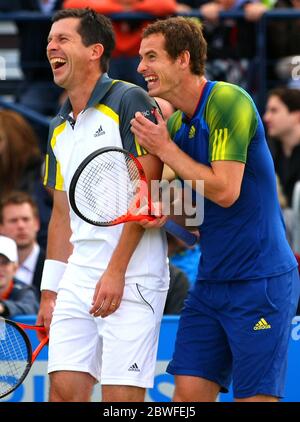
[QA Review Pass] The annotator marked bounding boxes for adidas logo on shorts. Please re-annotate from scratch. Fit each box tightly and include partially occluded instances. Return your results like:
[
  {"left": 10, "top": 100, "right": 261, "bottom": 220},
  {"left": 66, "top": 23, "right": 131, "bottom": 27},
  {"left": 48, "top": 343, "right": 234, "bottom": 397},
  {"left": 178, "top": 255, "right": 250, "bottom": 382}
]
[
  {"left": 128, "top": 363, "right": 140, "bottom": 372},
  {"left": 253, "top": 318, "right": 271, "bottom": 330}
]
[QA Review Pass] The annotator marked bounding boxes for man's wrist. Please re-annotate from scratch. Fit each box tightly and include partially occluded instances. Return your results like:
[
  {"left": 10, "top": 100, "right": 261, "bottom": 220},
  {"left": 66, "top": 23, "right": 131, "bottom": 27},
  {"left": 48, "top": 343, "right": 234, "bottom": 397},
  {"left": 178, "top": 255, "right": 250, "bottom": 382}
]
[
  {"left": 41, "top": 290, "right": 57, "bottom": 299},
  {"left": 159, "top": 141, "right": 177, "bottom": 167},
  {"left": 40, "top": 259, "right": 67, "bottom": 293}
]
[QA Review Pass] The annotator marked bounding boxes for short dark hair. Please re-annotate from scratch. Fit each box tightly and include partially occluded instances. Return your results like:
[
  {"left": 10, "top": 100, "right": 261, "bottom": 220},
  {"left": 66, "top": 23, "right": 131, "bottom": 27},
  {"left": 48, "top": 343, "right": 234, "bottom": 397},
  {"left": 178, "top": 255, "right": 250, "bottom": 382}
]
[
  {"left": 0, "top": 191, "right": 39, "bottom": 223},
  {"left": 268, "top": 87, "right": 300, "bottom": 112},
  {"left": 52, "top": 8, "right": 115, "bottom": 72},
  {"left": 142, "top": 17, "right": 207, "bottom": 76}
]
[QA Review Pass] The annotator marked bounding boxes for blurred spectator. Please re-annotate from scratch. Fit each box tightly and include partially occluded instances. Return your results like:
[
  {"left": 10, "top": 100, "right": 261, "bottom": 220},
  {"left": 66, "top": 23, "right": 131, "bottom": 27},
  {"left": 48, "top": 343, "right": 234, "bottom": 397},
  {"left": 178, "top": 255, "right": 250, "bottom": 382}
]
[
  {"left": 266, "top": 0, "right": 300, "bottom": 87},
  {"left": 196, "top": 0, "right": 257, "bottom": 89},
  {"left": 267, "top": 0, "right": 300, "bottom": 59},
  {"left": 63, "top": 0, "right": 177, "bottom": 88},
  {"left": 0, "top": 235, "right": 39, "bottom": 317},
  {"left": 164, "top": 263, "right": 190, "bottom": 314},
  {"left": 0, "top": 0, "right": 63, "bottom": 125},
  {"left": 0, "top": 110, "right": 42, "bottom": 197},
  {"left": 263, "top": 87, "right": 300, "bottom": 207},
  {"left": 0, "top": 110, "right": 52, "bottom": 248},
  {"left": 0, "top": 192, "right": 45, "bottom": 298},
  {"left": 168, "top": 233, "right": 201, "bottom": 286},
  {"left": 244, "top": 0, "right": 275, "bottom": 22}
]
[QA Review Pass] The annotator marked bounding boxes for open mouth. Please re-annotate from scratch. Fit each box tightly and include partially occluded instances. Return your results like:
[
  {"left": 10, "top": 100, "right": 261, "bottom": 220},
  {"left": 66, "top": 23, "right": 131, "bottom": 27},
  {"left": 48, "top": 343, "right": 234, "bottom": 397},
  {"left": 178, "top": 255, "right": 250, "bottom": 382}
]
[
  {"left": 50, "top": 58, "right": 67, "bottom": 70},
  {"left": 145, "top": 75, "right": 158, "bottom": 85}
]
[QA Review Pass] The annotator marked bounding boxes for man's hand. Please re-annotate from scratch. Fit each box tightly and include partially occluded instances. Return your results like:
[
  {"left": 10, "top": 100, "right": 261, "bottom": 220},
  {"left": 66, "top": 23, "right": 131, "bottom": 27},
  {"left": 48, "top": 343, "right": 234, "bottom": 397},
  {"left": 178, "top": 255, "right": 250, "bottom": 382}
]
[
  {"left": 130, "top": 109, "right": 170, "bottom": 159},
  {"left": 36, "top": 290, "right": 57, "bottom": 339},
  {"left": 89, "top": 268, "right": 125, "bottom": 318},
  {"left": 133, "top": 200, "right": 169, "bottom": 229}
]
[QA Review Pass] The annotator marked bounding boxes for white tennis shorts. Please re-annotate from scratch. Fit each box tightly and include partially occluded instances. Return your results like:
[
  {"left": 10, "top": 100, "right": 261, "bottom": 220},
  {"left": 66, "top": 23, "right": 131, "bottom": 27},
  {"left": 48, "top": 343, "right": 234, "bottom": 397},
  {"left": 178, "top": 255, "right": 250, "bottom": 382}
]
[{"left": 48, "top": 265, "right": 168, "bottom": 388}]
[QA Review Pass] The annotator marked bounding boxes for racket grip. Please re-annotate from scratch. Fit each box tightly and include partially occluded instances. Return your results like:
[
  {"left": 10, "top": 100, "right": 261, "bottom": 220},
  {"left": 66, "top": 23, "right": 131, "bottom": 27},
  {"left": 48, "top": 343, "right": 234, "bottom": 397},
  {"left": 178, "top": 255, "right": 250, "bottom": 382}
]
[{"left": 164, "top": 220, "right": 198, "bottom": 247}]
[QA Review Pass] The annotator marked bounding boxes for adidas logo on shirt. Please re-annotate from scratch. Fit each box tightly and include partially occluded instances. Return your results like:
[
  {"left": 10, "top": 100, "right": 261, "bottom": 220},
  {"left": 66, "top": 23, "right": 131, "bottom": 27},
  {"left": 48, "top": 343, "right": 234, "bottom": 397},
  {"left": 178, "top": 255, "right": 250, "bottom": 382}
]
[
  {"left": 94, "top": 125, "right": 105, "bottom": 137},
  {"left": 128, "top": 363, "right": 140, "bottom": 372},
  {"left": 253, "top": 318, "right": 271, "bottom": 330},
  {"left": 189, "top": 125, "right": 196, "bottom": 139}
]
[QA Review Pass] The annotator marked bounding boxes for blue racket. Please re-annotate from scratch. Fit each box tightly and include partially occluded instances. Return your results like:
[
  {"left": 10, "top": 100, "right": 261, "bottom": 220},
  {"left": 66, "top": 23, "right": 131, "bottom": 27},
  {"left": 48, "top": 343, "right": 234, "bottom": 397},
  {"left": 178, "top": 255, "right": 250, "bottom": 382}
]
[{"left": 0, "top": 318, "right": 48, "bottom": 399}]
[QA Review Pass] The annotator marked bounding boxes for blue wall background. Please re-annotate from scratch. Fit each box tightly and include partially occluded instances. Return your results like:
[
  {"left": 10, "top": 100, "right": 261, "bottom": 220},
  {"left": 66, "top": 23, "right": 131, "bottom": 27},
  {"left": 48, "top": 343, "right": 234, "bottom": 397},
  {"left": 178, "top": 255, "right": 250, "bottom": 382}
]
[{"left": 1, "top": 315, "right": 300, "bottom": 402}]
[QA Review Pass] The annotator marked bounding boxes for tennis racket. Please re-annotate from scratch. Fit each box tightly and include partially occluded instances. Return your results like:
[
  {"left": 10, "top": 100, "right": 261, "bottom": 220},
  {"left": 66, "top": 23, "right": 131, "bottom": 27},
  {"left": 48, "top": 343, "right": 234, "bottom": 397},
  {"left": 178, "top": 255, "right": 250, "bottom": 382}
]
[
  {"left": 0, "top": 318, "right": 48, "bottom": 399},
  {"left": 69, "top": 147, "right": 198, "bottom": 246}
]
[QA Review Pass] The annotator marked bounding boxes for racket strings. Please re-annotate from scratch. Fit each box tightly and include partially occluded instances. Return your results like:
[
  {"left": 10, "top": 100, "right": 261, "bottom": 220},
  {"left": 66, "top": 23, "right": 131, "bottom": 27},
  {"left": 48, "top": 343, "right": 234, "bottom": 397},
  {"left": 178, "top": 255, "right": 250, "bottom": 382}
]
[
  {"left": 0, "top": 321, "right": 29, "bottom": 397},
  {"left": 80, "top": 161, "right": 123, "bottom": 217},
  {"left": 74, "top": 151, "right": 141, "bottom": 224},
  {"left": 76, "top": 161, "right": 132, "bottom": 219}
]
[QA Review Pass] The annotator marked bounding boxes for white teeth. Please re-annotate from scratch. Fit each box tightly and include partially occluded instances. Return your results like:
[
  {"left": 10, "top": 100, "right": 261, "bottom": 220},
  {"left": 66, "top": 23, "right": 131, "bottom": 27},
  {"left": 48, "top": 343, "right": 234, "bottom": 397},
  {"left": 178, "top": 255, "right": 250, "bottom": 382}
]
[
  {"left": 50, "top": 58, "right": 66, "bottom": 64},
  {"left": 145, "top": 76, "right": 157, "bottom": 82}
]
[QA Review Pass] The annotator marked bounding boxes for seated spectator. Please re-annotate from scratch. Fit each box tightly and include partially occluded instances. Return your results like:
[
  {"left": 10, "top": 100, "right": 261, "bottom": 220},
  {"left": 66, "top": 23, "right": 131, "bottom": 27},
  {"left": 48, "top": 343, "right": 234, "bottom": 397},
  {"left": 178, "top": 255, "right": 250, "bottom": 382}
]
[
  {"left": 164, "top": 263, "right": 190, "bottom": 314},
  {"left": 198, "top": 0, "right": 256, "bottom": 89},
  {"left": 0, "top": 235, "right": 39, "bottom": 317},
  {"left": 244, "top": 0, "right": 274, "bottom": 22},
  {"left": 0, "top": 192, "right": 46, "bottom": 297},
  {"left": 63, "top": 0, "right": 177, "bottom": 88},
  {"left": 0, "top": 110, "right": 52, "bottom": 248},
  {"left": 263, "top": 87, "right": 300, "bottom": 207},
  {"left": 264, "top": 0, "right": 300, "bottom": 87}
]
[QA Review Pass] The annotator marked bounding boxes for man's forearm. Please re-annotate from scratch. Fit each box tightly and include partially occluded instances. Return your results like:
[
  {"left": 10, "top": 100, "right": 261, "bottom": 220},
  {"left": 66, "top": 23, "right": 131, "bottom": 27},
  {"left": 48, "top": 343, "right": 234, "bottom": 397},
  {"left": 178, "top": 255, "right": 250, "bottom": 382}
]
[
  {"left": 160, "top": 142, "right": 220, "bottom": 195},
  {"left": 46, "top": 208, "right": 73, "bottom": 262},
  {"left": 107, "top": 223, "right": 145, "bottom": 274},
  {"left": 159, "top": 142, "right": 244, "bottom": 207}
]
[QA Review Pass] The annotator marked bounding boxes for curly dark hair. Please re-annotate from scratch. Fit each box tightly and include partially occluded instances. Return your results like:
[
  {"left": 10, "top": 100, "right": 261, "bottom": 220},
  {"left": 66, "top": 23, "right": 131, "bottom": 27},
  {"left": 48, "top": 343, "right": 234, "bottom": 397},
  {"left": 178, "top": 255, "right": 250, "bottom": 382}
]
[{"left": 142, "top": 16, "right": 207, "bottom": 76}]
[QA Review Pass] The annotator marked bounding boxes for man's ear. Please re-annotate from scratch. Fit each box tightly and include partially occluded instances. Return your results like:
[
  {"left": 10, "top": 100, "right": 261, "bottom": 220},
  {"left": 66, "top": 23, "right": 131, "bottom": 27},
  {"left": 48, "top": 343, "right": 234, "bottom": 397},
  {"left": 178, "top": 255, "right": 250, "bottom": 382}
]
[
  {"left": 178, "top": 50, "right": 190, "bottom": 70},
  {"left": 91, "top": 43, "right": 104, "bottom": 61}
]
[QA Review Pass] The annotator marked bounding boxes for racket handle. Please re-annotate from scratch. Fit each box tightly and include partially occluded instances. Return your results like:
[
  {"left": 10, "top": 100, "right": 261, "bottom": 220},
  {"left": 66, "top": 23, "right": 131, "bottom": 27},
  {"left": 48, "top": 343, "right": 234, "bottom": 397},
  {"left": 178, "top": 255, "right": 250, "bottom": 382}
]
[{"left": 164, "top": 220, "right": 198, "bottom": 247}]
